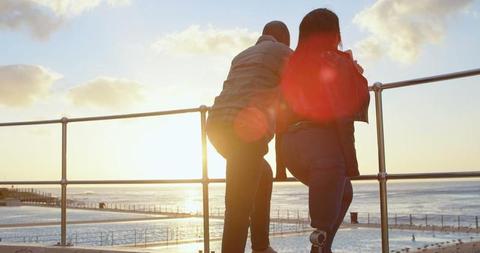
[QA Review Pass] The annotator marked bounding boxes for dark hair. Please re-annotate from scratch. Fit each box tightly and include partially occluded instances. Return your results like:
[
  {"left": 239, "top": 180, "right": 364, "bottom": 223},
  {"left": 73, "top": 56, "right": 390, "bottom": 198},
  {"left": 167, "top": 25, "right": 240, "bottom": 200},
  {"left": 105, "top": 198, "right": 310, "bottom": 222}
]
[
  {"left": 262, "top": 21, "right": 290, "bottom": 46},
  {"left": 298, "top": 8, "right": 341, "bottom": 47}
]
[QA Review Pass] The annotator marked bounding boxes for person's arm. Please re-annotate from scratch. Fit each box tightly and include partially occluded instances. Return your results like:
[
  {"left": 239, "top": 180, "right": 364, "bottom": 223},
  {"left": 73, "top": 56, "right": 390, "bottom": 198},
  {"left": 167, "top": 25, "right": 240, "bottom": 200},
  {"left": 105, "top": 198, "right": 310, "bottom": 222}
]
[
  {"left": 274, "top": 46, "right": 293, "bottom": 181},
  {"left": 274, "top": 97, "right": 288, "bottom": 181},
  {"left": 275, "top": 134, "right": 287, "bottom": 180},
  {"left": 352, "top": 62, "right": 370, "bottom": 123},
  {"left": 343, "top": 50, "right": 370, "bottom": 123}
]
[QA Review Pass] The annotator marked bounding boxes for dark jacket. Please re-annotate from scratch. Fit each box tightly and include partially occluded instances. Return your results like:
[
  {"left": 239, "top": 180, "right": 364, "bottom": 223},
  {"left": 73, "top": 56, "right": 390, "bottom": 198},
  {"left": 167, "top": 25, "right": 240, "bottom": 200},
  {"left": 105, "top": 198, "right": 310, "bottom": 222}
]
[{"left": 275, "top": 48, "right": 370, "bottom": 179}]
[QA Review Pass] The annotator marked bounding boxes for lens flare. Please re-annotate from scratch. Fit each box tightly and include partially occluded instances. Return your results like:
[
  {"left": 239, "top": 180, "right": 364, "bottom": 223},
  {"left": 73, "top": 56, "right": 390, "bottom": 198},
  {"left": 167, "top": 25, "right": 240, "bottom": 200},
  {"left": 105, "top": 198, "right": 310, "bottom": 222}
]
[
  {"left": 233, "top": 106, "right": 269, "bottom": 143},
  {"left": 281, "top": 36, "right": 369, "bottom": 124}
]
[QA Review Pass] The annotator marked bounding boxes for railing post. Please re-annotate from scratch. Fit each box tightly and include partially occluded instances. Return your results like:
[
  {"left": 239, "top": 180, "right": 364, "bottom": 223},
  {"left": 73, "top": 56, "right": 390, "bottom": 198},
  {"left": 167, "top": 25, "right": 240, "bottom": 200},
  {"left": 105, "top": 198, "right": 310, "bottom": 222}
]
[
  {"left": 144, "top": 228, "right": 147, "bottom": 247},
  {"left": 476, "top": 216, "right": 478, "bottom": 230},
  {"left": 200, "top": 105, "right": 210, "bottom": 253},
  {"left": 60, "top": 117, "right": 68, "bottom": 246},
  {"left": 373, "top": 83, "right": 390, "bottom": 253}
]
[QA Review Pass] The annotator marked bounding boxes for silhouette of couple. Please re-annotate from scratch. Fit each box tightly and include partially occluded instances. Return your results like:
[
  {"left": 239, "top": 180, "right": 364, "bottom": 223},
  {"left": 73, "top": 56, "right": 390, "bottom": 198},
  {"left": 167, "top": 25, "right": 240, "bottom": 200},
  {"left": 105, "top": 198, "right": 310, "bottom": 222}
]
[{"left": 207, "top": 8, "right": 370, "bottom": 253}]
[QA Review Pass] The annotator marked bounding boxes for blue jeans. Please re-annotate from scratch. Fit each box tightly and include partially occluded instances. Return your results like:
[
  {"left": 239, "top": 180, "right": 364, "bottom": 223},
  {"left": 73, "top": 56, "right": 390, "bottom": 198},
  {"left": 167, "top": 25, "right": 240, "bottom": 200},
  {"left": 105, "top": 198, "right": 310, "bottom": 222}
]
[
  {"left": 281, "top": 126, "right": 353, "bottom": 252},
  {"left": 207, "top": 120, "right": 273, "bottom": 253}
]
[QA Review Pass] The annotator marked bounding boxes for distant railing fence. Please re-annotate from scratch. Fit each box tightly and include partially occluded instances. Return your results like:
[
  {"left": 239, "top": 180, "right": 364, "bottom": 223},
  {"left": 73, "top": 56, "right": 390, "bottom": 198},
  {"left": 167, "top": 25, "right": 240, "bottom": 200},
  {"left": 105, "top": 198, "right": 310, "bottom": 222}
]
[
  {"left": 0, "top": 221, "right": 308, "bottom": 248},
  {"left": 0, "top": 210, "right": 478, "bottom": 249},
  {"left": 1, "top": 68, "right": 480, "bottom": 253},
  {"left": 17, "top": 199, "right": 480, "bottom": 231}
]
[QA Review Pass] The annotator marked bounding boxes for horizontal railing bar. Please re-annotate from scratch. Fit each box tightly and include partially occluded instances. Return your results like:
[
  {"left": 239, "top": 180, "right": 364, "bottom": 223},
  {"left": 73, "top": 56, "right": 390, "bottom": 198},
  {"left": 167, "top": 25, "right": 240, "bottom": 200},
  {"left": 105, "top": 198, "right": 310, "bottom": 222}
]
[
  {"left": 1, "top": 171, "right": 479, "bottom": 185},
  {"left": 219, "top": 172, "right": 480, "bottom": 182},
  {"left": 0, "top": 181, "right": 61, "bottom": 185},
  {"left": 0, "top": 119, "right": 62, "bottom": 127},
  {"left": 0, "top": 179, "right": 203, "bottom": 185},
  {"left": 68, "top": 179, "right": 204, "bottom": 184},
  {"left": 0, "top": 107, "right": 204, "bottom": 127},
  {"left": 380, "top": 68, "right": 480, "bottom": 90},
  {"left": 386, "top": 171, "right": 480, "bottom": 180},
  {"left": 68, "top": 107, "right": 204, "bottom": 123}
]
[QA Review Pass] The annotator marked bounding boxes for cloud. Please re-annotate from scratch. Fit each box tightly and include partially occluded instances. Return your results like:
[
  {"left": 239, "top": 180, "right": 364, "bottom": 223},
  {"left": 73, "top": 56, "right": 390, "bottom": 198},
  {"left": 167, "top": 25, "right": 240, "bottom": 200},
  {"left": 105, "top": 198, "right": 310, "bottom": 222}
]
[
  {"left": 0, "top": 0, "right": 131, "bottom": 40},
  {"left": 0, "top": 1, "right": 63, "bottom": 40},
  {"left": 353, "top": 0, "right": 474, "bottom": 63},
  {"left": 0, "top": 65, "right": 61, "bottom": 107},
  {"left": 68, "top": 77, "right": 144, "bottom": 109},
  {"left": 151, "top": 25, "right": 259, "bottom": 55},
  {"left": 464, "top": 8, "right": 480, "bottom": 19},
  {"left": 31, "top": 0, "right": 130, "bottom": 16}
]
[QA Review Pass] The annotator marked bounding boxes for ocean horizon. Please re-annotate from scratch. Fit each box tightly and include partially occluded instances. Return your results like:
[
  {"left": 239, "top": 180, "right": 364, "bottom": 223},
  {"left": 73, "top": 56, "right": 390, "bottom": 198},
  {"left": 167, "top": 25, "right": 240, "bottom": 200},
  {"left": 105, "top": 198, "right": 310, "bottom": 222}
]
[{"left": 1, "top": 179, "right": 480, "bottom": 252}]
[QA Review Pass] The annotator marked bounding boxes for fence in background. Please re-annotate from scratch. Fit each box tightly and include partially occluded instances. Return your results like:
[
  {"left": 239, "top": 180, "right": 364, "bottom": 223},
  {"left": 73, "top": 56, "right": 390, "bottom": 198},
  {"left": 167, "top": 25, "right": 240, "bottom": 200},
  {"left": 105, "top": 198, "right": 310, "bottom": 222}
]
[
  {"left": 0, "top": 209, "right": 478, "bottom": 249},
  {"left": 0, "top": 220, "right": 309, "bottom": 248},
  {"left": 15, "top": 199, "right": 480, "bottom": 232}
]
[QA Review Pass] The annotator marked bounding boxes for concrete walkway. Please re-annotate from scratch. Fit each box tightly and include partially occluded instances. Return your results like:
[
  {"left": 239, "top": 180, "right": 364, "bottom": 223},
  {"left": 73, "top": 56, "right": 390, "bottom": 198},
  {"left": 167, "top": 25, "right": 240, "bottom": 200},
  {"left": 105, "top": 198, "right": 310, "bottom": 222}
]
[
  {"left": 408, "top": 240, "right": 480, "bottom": 252},
  {"left": 0, "top": 244, "right": 152, "bottom": 253}
]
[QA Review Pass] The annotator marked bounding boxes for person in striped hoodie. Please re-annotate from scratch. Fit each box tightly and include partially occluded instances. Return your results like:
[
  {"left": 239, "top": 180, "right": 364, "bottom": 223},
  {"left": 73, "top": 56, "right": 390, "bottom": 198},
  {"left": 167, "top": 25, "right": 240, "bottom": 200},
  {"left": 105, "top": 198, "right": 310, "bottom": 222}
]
[{"left": 207, "top": 21, "right": 292, "bottom": 253}]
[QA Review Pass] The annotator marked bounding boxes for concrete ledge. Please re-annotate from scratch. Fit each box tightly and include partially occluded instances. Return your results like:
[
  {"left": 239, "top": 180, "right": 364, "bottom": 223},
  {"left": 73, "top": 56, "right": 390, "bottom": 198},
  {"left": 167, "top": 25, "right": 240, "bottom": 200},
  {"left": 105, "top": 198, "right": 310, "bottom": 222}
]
[{"left": 0, "top": 244, "right": 151, "bottom": 253}]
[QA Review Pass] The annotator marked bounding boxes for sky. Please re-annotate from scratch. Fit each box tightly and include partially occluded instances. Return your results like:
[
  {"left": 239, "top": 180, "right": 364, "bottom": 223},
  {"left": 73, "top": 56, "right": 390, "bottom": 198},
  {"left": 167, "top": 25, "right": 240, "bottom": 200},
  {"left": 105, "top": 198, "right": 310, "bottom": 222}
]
[{"left": 0, "top": 0, "right": 479, "bottom": 181}]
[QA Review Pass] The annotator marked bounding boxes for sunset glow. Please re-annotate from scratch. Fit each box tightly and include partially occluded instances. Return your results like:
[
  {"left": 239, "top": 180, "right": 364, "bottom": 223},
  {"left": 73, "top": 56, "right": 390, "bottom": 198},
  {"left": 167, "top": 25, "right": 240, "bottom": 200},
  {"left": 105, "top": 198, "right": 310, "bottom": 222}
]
[{"left": 1, "top": 0, "right": 479, "bottom": 182}]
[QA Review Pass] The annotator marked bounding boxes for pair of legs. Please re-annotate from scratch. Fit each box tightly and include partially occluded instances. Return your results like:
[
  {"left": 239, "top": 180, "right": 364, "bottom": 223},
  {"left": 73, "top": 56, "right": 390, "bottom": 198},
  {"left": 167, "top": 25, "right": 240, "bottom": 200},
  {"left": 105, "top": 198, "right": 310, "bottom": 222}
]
[
  {"left": 207, "top": 120, "right": 273, "bottom": 253},
  {"left": 281, "top": 126, "right": 353, "bottom": 253}
]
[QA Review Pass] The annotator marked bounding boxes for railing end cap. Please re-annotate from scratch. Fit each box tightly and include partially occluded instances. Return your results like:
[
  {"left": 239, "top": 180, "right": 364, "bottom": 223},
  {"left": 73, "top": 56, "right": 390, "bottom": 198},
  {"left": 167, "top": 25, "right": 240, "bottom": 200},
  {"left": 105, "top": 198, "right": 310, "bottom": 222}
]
[{"left": 373, "top": 82, "right": 383, "bottom": 92}]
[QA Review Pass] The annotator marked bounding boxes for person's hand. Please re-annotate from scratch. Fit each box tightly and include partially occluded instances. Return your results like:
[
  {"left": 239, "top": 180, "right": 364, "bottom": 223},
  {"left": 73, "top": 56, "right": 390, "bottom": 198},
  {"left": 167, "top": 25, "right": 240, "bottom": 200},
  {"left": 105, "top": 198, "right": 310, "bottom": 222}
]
[
  {"left": 275, "top": 168, "right": 287, "bottom": 181},
  {"left": 345, "top": 49, "right": 353, "bottom": 59},
  {"left": 345, "top": 49, "right": 364, "bottom": 74},
  {"left": 353, "top": 60, "right": 364, "bottom": 74}
]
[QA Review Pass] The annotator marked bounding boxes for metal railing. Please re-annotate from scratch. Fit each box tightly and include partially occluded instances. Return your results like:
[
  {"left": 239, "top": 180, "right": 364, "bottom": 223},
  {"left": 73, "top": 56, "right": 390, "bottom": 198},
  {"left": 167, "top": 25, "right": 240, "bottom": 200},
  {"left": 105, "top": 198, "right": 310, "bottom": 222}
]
[{"left": 1, "top": 68, "right": 480, "bottom": 253}]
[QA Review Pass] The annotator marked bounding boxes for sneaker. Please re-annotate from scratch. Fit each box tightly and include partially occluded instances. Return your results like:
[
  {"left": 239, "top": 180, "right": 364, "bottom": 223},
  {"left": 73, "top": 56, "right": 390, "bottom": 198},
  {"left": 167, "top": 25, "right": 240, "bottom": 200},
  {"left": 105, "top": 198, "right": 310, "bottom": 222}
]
[
  {"left": 310, "top": 230, "right": 327, "bottom": 245},
  {"left": 310, "top": 230, "right": 327, "bottom": 253},
  {"left": 252, "top": 246, "right": 277, "bottom": 253}
]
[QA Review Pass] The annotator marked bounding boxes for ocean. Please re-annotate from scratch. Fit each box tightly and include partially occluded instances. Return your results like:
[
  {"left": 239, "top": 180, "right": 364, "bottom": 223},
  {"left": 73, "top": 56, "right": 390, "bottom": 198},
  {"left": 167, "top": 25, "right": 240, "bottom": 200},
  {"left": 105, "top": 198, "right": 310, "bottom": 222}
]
[
  {"left": 0, "top": 180, "right": 479, "bottom": 252},
  {"left": 60, "top": 179, "right": 480, "bottom": 216}
]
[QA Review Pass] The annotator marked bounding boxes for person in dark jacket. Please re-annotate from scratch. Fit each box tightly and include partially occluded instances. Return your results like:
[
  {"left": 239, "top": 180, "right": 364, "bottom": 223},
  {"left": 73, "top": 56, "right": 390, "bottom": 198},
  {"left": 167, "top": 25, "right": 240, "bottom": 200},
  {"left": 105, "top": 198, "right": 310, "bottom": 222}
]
[
  {"left": 207, "top": 21, "right": 292, "bottom": 253},
  {"left": 276, "top": 9, "right": 370, "bottom": 253}
]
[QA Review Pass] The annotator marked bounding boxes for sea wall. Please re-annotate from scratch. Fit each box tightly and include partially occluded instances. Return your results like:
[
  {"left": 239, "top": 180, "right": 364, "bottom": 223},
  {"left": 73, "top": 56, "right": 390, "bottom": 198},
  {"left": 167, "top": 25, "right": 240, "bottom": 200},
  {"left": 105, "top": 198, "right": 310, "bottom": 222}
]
[{"left": 0, "top": 244, "right": 150, "bottom": 253}]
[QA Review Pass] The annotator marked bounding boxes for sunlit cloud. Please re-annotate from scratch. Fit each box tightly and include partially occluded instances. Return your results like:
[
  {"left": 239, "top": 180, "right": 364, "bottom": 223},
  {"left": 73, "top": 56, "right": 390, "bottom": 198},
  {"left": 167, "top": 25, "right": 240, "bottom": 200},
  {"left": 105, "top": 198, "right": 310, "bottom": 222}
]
[
  {"left": 0, "top": 0, "right": 131, "bottom": 40},
  {"left": 151, "top": 25, "right": 259, "bottom": 55},
  {"left": 0, "top": 1, "right": 62, "bottom": 40},
  {"left": 353, "top": 0, "right": 474, "bottom": 63},
  {"left": 0, "top": 65, "right": 61, "bottom": 107},
  {"left": 31, "top": 0, "right": 131, "bottom": 16},
  {"left": 68, "top": 77, "right": 144, "bottom": 110}
]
